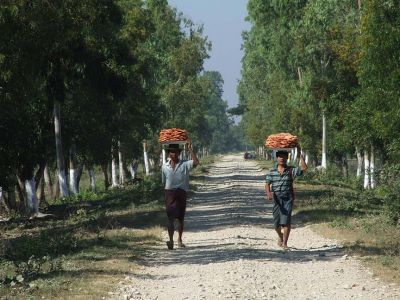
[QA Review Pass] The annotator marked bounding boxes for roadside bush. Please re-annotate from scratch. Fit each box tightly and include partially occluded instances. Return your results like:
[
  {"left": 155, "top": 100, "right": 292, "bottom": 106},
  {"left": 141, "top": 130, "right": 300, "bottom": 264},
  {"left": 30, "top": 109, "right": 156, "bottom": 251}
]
[
  {"left": 300, "top": 165, "right": 358, "bottom": 188},
  {"left": 50, "top": 191, "right": 102, "bottom": 205},
  {"left": 375, "top": 163, "right": 400, "bottom": 225},
  {"left": 321, "top": 189, "right": 381, "bottom": 214},
  {"left": 5, "top": 230, "right": 79, "bottom": 261},
  {"left": 138, "top": 173, "right": 163, "bottom": 204},
  {"left": 0, "top": 255, "right": 63, "bottom": 287}
]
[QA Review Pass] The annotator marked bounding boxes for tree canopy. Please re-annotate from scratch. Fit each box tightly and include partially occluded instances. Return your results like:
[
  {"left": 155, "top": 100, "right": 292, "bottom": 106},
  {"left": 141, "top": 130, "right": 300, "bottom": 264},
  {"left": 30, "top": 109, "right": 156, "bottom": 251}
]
[{"left": 238, "top": 0, "right": 400, "bottom": 166}]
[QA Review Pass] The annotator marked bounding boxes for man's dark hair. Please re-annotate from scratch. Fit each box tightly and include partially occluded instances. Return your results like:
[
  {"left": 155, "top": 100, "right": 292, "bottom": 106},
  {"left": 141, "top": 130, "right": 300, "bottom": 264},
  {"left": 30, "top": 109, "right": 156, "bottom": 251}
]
[
  {"left": 276, "top": 150, "right": 289, "bottom": 157},
  {"left": 167, "top": 144, "right": 181, "bottom": 153}
]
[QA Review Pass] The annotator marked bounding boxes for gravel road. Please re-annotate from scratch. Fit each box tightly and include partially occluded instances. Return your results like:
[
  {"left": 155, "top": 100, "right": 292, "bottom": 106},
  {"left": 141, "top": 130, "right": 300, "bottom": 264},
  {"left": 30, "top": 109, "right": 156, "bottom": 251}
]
[{"left": 113, "top": 154, "right": 400, "bottom": 300}]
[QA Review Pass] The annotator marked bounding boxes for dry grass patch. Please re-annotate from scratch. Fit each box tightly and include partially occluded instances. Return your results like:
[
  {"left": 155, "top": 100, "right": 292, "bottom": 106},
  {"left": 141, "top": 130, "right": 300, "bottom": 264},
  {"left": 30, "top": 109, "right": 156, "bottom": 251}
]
[
  {"left": 1, "top": 184, "right": 166, "bottom": 300},
  {"left": 294, "top": 180, "right": 400, "bottom": 286},
  {"left": 312, "top": 222, "right": 400, "bottom": 284},
  {"left": 255, "top": 158, "right": 273, "bottom": 171},
  {"left": 1, "top": 225, "right": 163, "bottom": 300}
]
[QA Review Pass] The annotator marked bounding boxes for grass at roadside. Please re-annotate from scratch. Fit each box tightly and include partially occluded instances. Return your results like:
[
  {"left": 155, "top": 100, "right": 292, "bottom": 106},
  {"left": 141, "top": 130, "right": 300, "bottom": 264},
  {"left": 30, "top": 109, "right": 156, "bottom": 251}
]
[
  {"left": 0, "top": 155, "right": 219, "bottom": 299},
  {"left": 192, "top": 155, "right": 218, "bottom": 176},
  {"left": 254, "top": 157, "right": 273, "bottom": 171},
  {"left": 295, "top": 182, "right": 400, "bottom": 285},
  {"left": 255, "top": 159, "right": 400, "bottom": 285},
  {"left": 0, "top": 176, "right": 165, "bottom": 300}
]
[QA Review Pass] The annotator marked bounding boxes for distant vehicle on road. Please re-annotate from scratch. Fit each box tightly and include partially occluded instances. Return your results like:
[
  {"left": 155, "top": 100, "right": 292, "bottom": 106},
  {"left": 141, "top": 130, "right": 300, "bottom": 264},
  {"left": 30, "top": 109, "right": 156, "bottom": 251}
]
[{"left": 244, "top": 152, "right": 255, "bottom": 159}]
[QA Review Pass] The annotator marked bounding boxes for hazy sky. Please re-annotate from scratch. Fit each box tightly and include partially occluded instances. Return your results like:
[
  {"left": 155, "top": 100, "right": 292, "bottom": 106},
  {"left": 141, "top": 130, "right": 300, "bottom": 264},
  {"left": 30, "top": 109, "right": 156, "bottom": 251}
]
[{"left": 167, "top": 0, "right": 250, "bottom": 109}]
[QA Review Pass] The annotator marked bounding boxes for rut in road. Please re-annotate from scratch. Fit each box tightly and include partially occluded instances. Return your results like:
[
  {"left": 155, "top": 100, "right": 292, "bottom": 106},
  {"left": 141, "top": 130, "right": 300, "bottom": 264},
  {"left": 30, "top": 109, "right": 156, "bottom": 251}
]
[{"left": 113, "top": 154, "right": 400, "bottom": 300}]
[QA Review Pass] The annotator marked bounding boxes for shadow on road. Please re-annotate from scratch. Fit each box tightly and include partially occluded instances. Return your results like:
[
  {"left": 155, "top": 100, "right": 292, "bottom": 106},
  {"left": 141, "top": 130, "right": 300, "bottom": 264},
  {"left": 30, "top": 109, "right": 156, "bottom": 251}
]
[
  {"left": 140, "top": 157, "right": 344, "bottom": 269},
  {"left": 142, "top": 240, "right": 344, "bottom": 267}
]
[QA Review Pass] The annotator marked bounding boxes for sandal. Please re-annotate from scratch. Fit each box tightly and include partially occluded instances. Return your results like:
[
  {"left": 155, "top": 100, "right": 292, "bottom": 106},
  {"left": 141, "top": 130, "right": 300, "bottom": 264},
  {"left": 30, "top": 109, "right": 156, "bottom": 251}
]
[{"left": 166, "top": 241, "right": 174, "bottom": 250}]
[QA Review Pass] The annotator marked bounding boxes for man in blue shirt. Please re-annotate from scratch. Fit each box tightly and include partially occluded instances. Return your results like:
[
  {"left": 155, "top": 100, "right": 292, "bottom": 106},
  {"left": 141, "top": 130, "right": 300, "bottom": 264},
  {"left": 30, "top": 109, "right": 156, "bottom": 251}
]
[
  {"left": 162, "top": 141, "right": 199, "bottom": 250},
  {"left": 265, "top": 145, "right": 307, "bottom": 249}
]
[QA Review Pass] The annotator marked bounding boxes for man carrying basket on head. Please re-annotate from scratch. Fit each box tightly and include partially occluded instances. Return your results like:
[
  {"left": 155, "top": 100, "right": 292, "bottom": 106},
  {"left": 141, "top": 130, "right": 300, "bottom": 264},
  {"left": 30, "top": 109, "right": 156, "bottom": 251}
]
[
  {"left": 265, "top": 143, "right": 307, "bottom": 249},
  {"left": 162, "top": 140, "right": 199, "bottom": 250}
]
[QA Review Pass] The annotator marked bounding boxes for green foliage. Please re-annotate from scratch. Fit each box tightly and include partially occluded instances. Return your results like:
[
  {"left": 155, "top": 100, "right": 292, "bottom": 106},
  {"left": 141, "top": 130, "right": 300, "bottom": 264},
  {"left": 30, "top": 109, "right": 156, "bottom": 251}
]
[
  {"left": 238, "top": 0, "right": 400, "bottom": 171},
  {"left": 200, "top": 71, "right": 243, "bottom": 153},
  {"left": 300, "top": 165, "right": 361, "bottom": 189},
  {"left": 355, "top": 0, "right": 400, "bottom": 156},
  {"left": 13, "top": 255, "right": 63, "bottom": 284},
  {"left": 299, "top": 162, "right": 400, "bottom": 224},
  {"left": 5, "top": 231, "right": 79, "bottom": 262},
  {"left": 0, "top": 0, "right": 241, "bottom": 214},
  {"left": 0, "top": 174, "right": 164, "bottom": 292},
  {"left": 375, "top": 163, "right": 400, "bottom": 225},
  {"left": 239, "top": 0, "right": 309, "bottom": 147},
  {"left": 300, "top": 184, "right": 380, "bottom": 216},
  {"left": 137, "top": 173, "right": 163, "bottom": 203}
]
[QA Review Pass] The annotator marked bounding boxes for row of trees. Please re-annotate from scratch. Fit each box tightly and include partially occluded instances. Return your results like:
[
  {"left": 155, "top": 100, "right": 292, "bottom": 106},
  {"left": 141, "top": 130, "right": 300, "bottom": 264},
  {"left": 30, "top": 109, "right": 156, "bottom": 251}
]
[
  {"left": 237, "top": 0, "right": 400, "bottom": 187},
  {"left": 0, "top": 0, "right": 242, "bottom": 215}
]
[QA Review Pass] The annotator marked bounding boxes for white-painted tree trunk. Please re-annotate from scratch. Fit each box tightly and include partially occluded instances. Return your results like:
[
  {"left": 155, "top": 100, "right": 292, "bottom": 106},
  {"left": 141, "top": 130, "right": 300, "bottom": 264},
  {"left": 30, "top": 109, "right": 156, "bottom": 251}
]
[
  {"left": 289, "top": 148, "right": 296, "bottom": 164},
  {"left": 162, "top": 149, "right": 167, "bottom": 164},
  {"left": 88, "top": 168, "right": 96, "bottom": 192},
  {"left": 356, "top": 146, "right": 363, "bottom": 178},
  {"left": 149, "top": 158, "right": 155, "bottom": 169},
  {"left": 118, "top": 142, "right": 125, "bottom": 185},
  {"left": 111, "top": 157, "right": 119, "bottom": 187},
  {"left": 321, "top": 112, "right": 327, "bottom": 169},
  {"left": 69, "top": 144, "right": 78, "bottom": 195},
  {"left": 272, "top": 150, "right": 277, "bottom": 160},
  {"left": 182, "top": 147, "right": 187, "bottom": 160},
  {"left": 57, "top": 170, "right": 69, "bottom": 197},
  {"left": 54, "top": 100, "right": 69, "bottom": 197},
  {"left": 143, "top": 141, "right": 150, "bottom": 176},
  {"left": 129, "top": 160, "right": 139, "bottom": 180},
  {"left": 25, "top": 178, "right": 39, "bottom": 214},
  {"left": 44, "top": 165, "right": 55, "bottom": 199},
  {"left": 370, "top": 145, "right": 375, "bottom": 189},
  {"left": 364, "top": 150, "right": 370, "bottom": 189},
  {"left": 69, "top": 169, "right": 78, "bottom": 195},
  {"left": 129, "top": 164, "right": 135, "bottom": 179},
  {"left": 35, "top": 176, "right": 43, "bottom": 201}
]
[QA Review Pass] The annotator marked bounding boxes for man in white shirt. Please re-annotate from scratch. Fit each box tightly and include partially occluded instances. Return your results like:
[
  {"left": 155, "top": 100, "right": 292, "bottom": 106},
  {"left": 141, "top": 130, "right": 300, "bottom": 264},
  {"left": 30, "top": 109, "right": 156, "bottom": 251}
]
[{"left": 162, "top": 141, "right": 199, "bottom": 250}]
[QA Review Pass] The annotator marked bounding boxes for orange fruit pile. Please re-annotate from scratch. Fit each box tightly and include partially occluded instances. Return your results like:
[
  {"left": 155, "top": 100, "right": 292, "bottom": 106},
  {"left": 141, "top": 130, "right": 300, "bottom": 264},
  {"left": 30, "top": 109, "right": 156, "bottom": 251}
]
[
  {"left": 265, "top": 133, "right": 298, "bottom": 149},
  {"left": 159, "top": 128, "right": 188, "bottom": 142}
]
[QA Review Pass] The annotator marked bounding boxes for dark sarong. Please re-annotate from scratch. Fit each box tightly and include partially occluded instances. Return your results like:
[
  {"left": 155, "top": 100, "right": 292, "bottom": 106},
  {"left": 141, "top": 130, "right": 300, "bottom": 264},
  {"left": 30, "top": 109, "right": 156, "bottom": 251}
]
[
  {"left": 273, "top": 192, "right": 293, "bottom": 227},
  {"left": 165, "top": 189, "right": 187, "bottom": 220}
]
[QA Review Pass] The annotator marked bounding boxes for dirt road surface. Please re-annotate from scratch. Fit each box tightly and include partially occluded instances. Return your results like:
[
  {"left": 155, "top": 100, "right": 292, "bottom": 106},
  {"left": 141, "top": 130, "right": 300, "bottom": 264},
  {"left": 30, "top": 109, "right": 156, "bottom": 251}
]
[{"left": 113, "top": 154, "right": 400, "bottom": 300}]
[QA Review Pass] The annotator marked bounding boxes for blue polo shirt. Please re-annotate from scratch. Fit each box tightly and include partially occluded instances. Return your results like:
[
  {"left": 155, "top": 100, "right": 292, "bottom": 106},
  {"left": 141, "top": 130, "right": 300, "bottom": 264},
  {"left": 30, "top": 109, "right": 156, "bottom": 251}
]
[{"left": 162, "top": 159, "right": 194, "bottom": 191}]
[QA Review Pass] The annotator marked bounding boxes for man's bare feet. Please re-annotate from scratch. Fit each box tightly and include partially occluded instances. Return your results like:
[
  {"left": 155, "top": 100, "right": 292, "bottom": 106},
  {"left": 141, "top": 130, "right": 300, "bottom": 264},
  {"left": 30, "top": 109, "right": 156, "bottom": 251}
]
[
  {"left": 166, "top": 241, "right": 174, "bottom": 250},
  {"left": 178, "top": 241, "right": 186, "bottom": 248},
  {"left": 277, "top": 231, "right": 284, "bottom": 247}
]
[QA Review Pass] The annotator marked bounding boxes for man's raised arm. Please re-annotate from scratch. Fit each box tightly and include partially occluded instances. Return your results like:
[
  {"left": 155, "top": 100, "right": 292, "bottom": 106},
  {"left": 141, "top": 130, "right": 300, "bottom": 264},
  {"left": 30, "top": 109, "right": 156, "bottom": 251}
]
[{"left": 187, "top": 140, "right": 199, "bottom": 167}]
